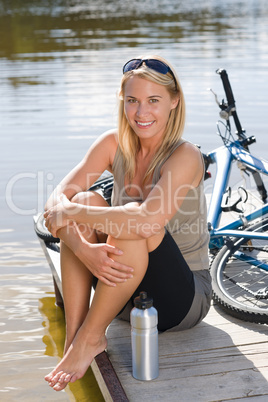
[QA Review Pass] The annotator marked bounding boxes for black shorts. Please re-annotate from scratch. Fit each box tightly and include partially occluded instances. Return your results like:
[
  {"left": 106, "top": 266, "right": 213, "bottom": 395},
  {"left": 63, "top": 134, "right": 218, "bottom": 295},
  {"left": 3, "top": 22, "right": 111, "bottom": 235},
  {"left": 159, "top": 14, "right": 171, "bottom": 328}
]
[{"left": 131, "top": 229, "right": 195, "bottom": 332}]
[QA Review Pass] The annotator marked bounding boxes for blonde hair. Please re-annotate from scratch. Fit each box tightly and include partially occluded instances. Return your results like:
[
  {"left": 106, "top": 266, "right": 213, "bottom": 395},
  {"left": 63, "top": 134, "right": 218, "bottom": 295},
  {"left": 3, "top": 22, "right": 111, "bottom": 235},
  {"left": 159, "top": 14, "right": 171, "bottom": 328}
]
[{"left": 118, "top": 55, "right": 186, "bottom": 183}]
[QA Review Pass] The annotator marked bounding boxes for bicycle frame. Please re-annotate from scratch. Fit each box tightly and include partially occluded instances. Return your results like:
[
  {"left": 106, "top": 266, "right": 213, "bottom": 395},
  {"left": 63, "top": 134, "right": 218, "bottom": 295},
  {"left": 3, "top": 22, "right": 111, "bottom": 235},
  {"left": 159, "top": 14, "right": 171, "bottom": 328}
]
[{"left": 208, "top": 141, "right": 268, "bottom": 245}]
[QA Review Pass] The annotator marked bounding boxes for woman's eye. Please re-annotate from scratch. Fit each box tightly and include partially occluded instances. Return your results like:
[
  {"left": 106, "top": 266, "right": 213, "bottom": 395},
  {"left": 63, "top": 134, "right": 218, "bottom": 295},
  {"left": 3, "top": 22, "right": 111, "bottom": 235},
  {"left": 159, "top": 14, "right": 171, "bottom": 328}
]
[
  {"left": 127, "top": 98, "right": 137, "bottom": 103},
  {"left": 150, "top": 98, "right": 159, "bottom": 103}
]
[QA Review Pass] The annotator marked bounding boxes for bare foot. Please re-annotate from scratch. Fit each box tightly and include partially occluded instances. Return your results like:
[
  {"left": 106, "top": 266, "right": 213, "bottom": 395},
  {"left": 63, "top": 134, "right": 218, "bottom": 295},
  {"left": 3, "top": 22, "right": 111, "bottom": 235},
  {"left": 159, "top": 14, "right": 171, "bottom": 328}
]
[{"left": 45, "top": 330, "right": 107, "bottom": 391}]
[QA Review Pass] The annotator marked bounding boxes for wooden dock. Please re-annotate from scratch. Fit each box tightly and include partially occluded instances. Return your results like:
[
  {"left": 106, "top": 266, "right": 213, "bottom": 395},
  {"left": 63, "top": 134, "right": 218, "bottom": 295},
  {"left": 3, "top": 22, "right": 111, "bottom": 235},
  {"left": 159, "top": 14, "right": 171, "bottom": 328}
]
[
  {"left": 38, "top": 236, "right": 268, "bottom": 401},
  {"left": 107, "top": 306, "right": 268, "bottom": 401}
]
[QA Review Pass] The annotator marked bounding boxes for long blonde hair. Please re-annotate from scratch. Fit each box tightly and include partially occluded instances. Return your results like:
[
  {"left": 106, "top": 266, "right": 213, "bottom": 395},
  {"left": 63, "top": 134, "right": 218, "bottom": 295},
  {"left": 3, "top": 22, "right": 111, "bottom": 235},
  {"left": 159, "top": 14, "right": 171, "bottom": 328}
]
[{"left": 118, "top": 55, "right": 186, "bottom": 183}]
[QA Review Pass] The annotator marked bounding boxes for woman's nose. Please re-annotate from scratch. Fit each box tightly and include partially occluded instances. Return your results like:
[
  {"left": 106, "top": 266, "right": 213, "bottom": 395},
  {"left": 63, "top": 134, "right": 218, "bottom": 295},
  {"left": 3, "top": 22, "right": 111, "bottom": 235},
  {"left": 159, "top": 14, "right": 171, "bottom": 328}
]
[{"left": 136, "top": 102, "right": 149, "bottom": 117}]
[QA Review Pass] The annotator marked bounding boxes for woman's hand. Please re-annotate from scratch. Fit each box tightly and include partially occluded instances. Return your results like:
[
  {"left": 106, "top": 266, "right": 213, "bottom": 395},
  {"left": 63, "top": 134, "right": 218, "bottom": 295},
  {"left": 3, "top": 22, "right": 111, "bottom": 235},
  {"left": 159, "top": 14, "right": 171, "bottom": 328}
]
[
  {"left": 75, "top": 239, "right": 134, "bottom": 287},
  {"left": 44, "top": 194, "right": 76, "bottom": 237}
]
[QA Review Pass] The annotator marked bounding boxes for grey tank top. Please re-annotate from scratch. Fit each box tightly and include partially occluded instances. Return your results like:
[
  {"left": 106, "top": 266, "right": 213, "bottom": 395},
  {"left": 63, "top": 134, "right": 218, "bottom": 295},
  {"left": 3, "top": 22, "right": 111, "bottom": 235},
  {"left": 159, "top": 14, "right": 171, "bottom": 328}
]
[{"left": 111, "top": 139, "right": 210, "bottom": 271}]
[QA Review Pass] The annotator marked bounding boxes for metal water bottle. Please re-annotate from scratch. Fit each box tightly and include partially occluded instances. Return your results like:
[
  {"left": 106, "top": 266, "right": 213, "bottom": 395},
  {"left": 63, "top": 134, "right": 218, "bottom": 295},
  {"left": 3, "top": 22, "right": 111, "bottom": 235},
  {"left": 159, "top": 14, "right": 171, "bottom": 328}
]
[{"left": 130, "top": 291, "right": 158, "bottom": 381}]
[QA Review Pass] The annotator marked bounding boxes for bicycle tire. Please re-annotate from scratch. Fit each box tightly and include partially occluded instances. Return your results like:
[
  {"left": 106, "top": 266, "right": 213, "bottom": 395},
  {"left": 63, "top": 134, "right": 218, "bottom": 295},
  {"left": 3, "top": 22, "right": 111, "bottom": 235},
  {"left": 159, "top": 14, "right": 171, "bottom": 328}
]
[
  {"left": 210, "top": 216, "right": 268, "bottom": 324},
  {"left": 34, "top": 213, "right": 60, "bottom": 243},
  {"left": 34, "top": 176, "right": 113, "bottom": 244}
]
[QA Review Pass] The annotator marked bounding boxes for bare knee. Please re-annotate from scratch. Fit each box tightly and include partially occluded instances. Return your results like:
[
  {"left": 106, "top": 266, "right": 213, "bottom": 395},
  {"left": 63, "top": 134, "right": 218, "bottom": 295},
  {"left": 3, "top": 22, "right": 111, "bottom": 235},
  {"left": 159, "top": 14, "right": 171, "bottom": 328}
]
[
  {"left": 108, "top": 236, "right": 147, "bottom": 251},
  {"left": 107, "top": 229, "right": 165, "bottom": 255},
  {"left": 107, "top": 236, "right": 148, "bottom": 269},
  {"left": 69, "top": 192, "right": 109, "bottom": 242},
  {"left": 71, "top": 191, "right": 109, "bottom": 207}
]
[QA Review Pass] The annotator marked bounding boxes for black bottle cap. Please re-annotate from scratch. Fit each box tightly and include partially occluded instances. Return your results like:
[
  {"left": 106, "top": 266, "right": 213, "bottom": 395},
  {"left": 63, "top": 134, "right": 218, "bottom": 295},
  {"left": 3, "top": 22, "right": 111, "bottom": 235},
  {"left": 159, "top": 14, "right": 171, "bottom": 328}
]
[{"left": 134, "top": 291, "right": 153, "bottom": 310}]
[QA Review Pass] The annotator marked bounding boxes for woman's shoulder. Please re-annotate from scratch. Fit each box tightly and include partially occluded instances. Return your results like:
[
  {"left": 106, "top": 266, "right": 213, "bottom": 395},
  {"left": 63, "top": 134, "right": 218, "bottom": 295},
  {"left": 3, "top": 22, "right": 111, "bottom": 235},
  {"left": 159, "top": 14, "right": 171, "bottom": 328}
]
[
  {"left": 160, "top": 139, "right": 201, "bottom": 169},
  {"left": 101, "top": 130, "right": 119, "bottom": 168},
  {"left": 97, "top": 129, "right": 118, "bottom": 146},
  {"left": 94, "top": 129, "right": 118, "bottom": 156},
  {"left": 162, "top": 139, "right": 203, "bottom": 175},
  {"left": 172, "top": 139, "right": 202, "bottom": 159},
  {"left": 82, "top": 129, "right": 119, "bottom": 173}
]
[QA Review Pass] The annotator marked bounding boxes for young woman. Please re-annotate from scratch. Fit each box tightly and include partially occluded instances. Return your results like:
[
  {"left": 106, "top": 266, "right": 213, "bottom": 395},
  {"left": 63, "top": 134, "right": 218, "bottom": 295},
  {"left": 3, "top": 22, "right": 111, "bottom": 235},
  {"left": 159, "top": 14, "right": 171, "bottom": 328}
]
[{"left": 44, "top": 56, "right": 212, "bottom": 391}]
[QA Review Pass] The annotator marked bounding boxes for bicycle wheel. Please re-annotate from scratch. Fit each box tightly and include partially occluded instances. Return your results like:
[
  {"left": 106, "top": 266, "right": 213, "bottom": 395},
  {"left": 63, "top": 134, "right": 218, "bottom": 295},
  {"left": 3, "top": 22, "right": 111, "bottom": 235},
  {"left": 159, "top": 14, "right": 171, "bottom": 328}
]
[
  {"left": 210, "top": 216, "right": 268, "bottom": 323},
  {"left": 34, "top": 213, "right": 60, "bottom": 243}
]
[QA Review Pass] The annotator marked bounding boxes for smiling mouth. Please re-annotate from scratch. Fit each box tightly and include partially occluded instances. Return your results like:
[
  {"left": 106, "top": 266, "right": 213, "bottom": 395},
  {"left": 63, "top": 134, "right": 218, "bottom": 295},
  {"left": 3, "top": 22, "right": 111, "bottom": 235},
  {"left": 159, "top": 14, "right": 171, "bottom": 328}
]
[{"left": 136, "top": 121, "right": 154, "bottom": 127}]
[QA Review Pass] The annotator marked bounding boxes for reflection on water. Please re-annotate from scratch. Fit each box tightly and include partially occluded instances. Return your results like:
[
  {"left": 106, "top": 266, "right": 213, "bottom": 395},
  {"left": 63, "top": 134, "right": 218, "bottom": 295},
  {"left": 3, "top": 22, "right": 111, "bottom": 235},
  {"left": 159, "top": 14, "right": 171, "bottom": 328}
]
[
  {"left": 40, "top": 297, "right": 104, "bottom": 401},
  {"left": 0, "top": 249, "right": 103, "bottom": 401},
  {"left": 1, "top": 0, "right": 268, "bottom": 400},
  {"left": 0, "top": 268, "right": 68, "bottom": 400},
  {"left": 1, "top": 0, "right": 268, "bottom": 58},
  {"left": 1, "top": 0, "right": 267, "bottom": 243}
]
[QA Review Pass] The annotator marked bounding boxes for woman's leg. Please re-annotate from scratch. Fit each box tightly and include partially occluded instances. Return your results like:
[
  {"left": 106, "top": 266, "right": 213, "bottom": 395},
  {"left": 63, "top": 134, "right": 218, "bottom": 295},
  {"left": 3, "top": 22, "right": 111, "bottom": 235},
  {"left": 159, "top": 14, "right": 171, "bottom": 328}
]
[
  {"left": 45, "top": 234, "right": 153, "bottom": 391},
  {"left": 60, "top": 235, "right": 95, "bottom": 353},
  {"left": 56, "top": 192, "right": 108, "bottom": 353},
  {"left": 45, "top": 192, "right": 164, "bottom": 391}
]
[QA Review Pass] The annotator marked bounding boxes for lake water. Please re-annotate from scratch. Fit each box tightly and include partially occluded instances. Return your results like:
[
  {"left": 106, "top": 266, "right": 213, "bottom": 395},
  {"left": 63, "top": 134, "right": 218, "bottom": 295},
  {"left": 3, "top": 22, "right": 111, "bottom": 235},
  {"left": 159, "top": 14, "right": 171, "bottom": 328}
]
[{"left": 1, "top": 0, "right": 268, "bottom": 400}]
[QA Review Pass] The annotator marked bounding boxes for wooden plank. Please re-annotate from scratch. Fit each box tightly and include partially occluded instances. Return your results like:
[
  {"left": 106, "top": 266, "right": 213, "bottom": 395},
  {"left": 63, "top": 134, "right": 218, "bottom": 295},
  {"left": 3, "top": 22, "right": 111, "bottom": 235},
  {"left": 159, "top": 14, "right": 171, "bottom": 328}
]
[
  {"left": 92, "top": 352, "right": 129, "bottom": 402},
  {"left": 106, "top": 311, "right": 268, "bottom": 401},
  {"left": 114, "top": 369, "right": 268, "bottom": 402}
]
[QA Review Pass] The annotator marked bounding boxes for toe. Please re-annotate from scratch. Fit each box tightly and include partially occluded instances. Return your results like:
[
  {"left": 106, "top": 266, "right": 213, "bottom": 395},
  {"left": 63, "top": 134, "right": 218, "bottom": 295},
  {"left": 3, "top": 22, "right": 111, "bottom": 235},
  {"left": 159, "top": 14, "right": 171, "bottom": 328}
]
[
  {"left": 58, "top": 373, "right": 67, "bottom": 384},
  {"left": 58, "top": 371, "right": 73, "bottom": 384},
  {"left": 44, "top": 371, "right": 54, "bottom": 382},
  {"left": 53, "top": 373, "right": 73, "bottom": 392},
  {"left": 49, "top": 370, "right": 64, "bottom": 387},
  {"left": 64, "top": 373, "right": 72, "bottom": 382},
  {"left": 53, "top": 381, "right": 68, "bottom": 392}
]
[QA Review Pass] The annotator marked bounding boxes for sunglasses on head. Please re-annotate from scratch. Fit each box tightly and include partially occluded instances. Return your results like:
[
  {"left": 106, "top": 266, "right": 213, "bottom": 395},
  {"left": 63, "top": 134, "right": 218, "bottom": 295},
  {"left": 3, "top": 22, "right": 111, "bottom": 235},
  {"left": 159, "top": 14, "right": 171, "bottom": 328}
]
[{"left": 123, "top": 58, "right": 177, "bottom": 90}]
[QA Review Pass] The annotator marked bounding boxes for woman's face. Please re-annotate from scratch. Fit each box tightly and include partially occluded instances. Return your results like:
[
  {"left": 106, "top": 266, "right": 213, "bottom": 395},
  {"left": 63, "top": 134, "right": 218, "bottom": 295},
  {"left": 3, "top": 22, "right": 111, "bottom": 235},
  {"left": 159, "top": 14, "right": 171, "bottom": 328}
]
[{"left": 123, "top": 76, "right": 178, "bottom": 144}]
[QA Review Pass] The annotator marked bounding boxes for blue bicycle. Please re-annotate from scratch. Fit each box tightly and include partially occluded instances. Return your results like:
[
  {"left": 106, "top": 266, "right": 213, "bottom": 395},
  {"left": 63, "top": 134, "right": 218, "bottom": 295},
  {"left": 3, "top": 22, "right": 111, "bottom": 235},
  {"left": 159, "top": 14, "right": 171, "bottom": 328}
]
[
  {"left": 206, "top": 69, "right": 268, "bottom": 323},
  {"left": 34, "top": 69, "right": 268, "bottom": 324}
]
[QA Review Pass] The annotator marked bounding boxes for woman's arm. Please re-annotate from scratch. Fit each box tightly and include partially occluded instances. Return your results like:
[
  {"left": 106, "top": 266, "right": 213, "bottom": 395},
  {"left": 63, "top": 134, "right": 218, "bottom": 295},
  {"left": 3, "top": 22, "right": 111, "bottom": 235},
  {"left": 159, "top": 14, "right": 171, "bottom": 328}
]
[
  {"left": 44, "top": 131, "right": 135, "bottom": 286},
  {"left": 56, "top": 223, "right": 133, "bottom": 286},
  {"left": 44, "top": 130, "right": 118, "bottom": 210},
  {"left": 45, "top": 143, "right": 204, "bottom": 239}
]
